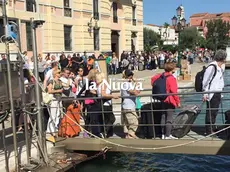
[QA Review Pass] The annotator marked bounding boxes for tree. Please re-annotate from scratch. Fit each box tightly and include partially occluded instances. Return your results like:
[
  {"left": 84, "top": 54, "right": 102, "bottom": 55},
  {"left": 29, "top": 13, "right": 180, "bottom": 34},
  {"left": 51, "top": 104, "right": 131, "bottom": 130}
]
[
  {"left": 163, "top": 22, "right": 170, "bottom": 28},
  {"left": 143, "top": 28, "right": 161, "bottom": 52},
  {"left": 206, "top": 19, "right": 230, "bottom": 50},
  {"left": 179, "top": 27, "right": 200, "bottom": 50},
  {"left": 197, "top": 35, "right": 207, "bottom": 48}
]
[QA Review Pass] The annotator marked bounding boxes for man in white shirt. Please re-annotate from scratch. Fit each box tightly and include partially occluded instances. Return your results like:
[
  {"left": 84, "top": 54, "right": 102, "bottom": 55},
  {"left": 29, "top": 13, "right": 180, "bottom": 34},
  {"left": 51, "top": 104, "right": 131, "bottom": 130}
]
[{"left": 202, "top": 49, "right": 226, "bottom": 135}]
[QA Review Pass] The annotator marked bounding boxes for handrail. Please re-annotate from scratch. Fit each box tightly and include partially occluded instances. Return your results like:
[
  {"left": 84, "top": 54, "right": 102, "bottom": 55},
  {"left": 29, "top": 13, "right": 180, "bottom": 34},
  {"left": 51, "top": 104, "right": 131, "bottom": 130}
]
[{"left": 57, "top": 89, "right": 230, "bottom": 101}]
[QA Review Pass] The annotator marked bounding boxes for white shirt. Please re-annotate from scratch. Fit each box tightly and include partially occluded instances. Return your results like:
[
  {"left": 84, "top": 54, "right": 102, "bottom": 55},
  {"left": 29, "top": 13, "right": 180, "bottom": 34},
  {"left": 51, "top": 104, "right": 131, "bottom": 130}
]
[
  {"left": 202, "top": 61, "right": 224, "bottom": 100},
  {"left": 45, "top": 69, "right": 53, "bottom": 84},
  {"left": 46, "top": 60, "right": 51, "bottom": 68},
  {"left": 76, "top": 76, "right": 86, "bottom": 95},
  {"left": 59, "top": 77, "right": 73, "bottom": 90},
  {"left": 97, "top": 83, "right": 112, "bottom": 106}
]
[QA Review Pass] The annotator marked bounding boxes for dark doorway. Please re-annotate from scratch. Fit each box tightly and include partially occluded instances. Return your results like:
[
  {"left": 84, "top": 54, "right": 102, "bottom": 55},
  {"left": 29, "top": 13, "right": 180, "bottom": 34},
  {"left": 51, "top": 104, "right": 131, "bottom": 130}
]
[
  {"left": 111, "top": 43, "right": 116, "bottom": 53},
  {"left": 111, "top": 30, "right": 120, "bottom": 57},
  {"left": 131, "top": 32, "right": 137, "bottom": 53}
]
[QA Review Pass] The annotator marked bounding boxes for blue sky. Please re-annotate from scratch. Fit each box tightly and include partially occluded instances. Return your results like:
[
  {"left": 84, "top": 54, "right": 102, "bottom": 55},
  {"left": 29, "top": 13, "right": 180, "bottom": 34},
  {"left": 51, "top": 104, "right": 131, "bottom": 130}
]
[{"left": 143, "top": 0, "right": 230, "bottom": 25}]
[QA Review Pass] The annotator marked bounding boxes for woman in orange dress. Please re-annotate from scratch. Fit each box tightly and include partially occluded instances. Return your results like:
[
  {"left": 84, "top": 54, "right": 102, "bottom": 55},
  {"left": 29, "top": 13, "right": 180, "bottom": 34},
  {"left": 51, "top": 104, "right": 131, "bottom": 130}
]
[{"left": 58, "top": 101, "right": 81, "bottom": 138}]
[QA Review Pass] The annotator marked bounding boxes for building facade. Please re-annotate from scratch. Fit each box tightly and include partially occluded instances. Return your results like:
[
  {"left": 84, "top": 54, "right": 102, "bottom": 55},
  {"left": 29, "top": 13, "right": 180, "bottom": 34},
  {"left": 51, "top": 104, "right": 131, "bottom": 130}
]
[
  {"left": 0, "top": 0, "right": 143, "bottom": 58},
  {"left": 190, "top": 12, "right": 230, "bottom": 38},
  {"left": 144, "top": 24, "right": 178, "bottom": 46}
]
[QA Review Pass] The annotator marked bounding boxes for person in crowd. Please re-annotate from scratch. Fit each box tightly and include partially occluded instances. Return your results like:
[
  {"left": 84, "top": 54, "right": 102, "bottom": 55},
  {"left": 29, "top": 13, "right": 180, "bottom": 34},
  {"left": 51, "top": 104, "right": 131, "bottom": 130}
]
[
  {"left": 202, "top": 50, "right": 226, "bottom": 135},
  {"left": 46, "top": 69, "right": 63, "bottom": 142},
  {"left": 73, "top": 53, "right": 84, "bottom": 72},
  {"left": 28, "top": 56, "right": 34, "bottom": 73},
  {"left": 151, "top": 59, "right": 181, "bottom": 139},
  {"left": 150, "top": 53, "right": 157, "bottom": 70},
  {"left": 1, "top": 54, "right": 6, "bottom": 61},
  {"left": 82, "top": 51, "right": 88, "bottom": 66},
  {"left": 96, "top": 72, "right": 119, "bottom": 138},
  {"left": 17, "top": 68, "right": 32, "bottom": 132},
  {"left": 188, "top": 51, "right": 194, "bottom": 65},
  {"left": 38, "top": 53, "right": 46, "bottom": 82},
  {"left": 43, "top": 61, "right": 59, "bottom": 88},
  {"left": 59, "top": 53, "right": 68, "bottom": 70},
  {"left": 85, "top": 56, "right": 94, "bottom": 76},
  {"left": 22, "top": 51, "right": 29, "bottom": 64},
  {"left": 44, "top": 53, "right": 51, "bottom": 74},
  {"left": 111, "top": 52, "right": 119, "bottom": 75},
  {"left": 121, "top": 69, "right": 140, "bottom": 139},
  {"left": 105, "top": 53, "right": 112, "bottom": 74},
  {"left": 75, "top": 67, "right": 86, "bottom": 96},
  {"left": 77, "top": 69, "right": 100, "bottom": 137},
  {"left": 66, "top": 54, "right": 73, "bottom": 69}
]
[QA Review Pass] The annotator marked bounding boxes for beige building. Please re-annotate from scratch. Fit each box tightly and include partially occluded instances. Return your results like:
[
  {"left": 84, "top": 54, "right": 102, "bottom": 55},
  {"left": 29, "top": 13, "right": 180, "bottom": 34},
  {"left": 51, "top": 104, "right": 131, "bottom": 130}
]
[{"left": 0, "top": 0, "right": 143, "bottom": 59}]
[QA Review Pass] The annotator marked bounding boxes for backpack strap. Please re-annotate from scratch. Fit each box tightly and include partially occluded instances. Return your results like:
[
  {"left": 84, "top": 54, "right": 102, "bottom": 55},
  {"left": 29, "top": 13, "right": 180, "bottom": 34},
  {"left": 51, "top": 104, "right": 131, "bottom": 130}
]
[{"left": 207, "top": 64, "right": 217, "bottom": 89}]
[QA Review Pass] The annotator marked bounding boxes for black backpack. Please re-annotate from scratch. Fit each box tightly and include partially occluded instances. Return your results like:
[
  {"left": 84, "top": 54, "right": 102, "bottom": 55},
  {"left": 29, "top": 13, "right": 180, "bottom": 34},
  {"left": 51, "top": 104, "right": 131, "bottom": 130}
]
[
  {"left": 195, "top": 64, "right": 217, "bottom": 92},
  {"left": 152, "top": 73, "right": 172, "bottom": 101}
]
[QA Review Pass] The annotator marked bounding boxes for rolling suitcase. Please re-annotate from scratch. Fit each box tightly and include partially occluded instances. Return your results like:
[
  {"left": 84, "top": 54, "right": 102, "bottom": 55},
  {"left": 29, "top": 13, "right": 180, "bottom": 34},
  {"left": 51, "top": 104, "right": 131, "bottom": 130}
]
[{"left": 171, "top": 105, "right": 201, "bottom": 138}]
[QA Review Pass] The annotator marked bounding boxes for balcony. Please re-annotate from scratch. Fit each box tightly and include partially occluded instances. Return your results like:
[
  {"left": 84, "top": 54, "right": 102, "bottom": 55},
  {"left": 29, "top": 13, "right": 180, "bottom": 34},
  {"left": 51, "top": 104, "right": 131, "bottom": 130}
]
[
  {"left": 132, "top": 19, "right": 136, "bottom": 26},
  {"left": 113, "top": 16, "right": 118, "bottom": 23},
  {"left": 64, "top": 8, "right": 72, "bottom": 17}
]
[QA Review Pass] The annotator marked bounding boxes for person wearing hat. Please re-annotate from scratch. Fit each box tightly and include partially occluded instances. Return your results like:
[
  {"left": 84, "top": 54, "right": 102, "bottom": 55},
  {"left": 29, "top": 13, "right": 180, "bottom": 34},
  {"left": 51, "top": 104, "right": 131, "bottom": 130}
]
[{"left": 121, "top": 69, "right": 140, "bottom": 139}]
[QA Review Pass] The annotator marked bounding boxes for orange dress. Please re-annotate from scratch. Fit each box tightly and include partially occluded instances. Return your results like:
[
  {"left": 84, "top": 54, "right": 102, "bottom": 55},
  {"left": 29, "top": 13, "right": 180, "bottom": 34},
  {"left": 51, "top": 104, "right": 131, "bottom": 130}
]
[{"left": 58, "top": 103, "right": 81, "bottom": 137}]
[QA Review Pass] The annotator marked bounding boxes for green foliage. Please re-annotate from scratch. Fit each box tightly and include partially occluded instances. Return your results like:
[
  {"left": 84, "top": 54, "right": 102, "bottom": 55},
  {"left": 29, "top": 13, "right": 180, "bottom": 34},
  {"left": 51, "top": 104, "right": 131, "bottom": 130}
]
[
  {"left": 163, "top": 22, "right": 170, "bottom": 28},
  {"left": 144, "top": 28, "right": 162, "bottom": 52},
  {"left": 206, "top": 19, "right": 230, "bottom": 50},
  {"left": 197, "top": 36, "right": 207, "bottom": 48},
  {"left": 179, "top": 27, "right": 200, "bottom": 50},
  {"left": 162, "top": 45, "right": 178, "bottom": 53}
]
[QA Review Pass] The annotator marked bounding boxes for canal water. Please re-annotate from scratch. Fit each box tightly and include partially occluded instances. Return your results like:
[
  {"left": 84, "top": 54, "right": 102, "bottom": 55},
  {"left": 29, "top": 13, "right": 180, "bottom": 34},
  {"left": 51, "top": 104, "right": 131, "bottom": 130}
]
[{"left": 69, "top": 70, "right": 230, "bottom": 172}]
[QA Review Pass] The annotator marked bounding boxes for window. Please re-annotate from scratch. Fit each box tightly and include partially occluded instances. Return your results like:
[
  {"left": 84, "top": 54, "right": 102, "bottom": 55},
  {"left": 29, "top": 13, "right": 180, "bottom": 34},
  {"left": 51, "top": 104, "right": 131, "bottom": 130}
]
[
  {"left": 26, "top": 0, "right": 34, "bottom": 12},
  {"left": 132, "top": 5, "right": 136, "bottom": 26},
  {"left": 93, "top": 0, "right": 99, "bottom": 20},
  {"left": 64, "top": 0, "right": 72, "bottom": 17},
  {"left": 94, "top": 28, "right": 100, "bottom": 51},
  {"left": 26, "top": 22, "right": 32, "bottom": 51},
  {"left": 113, "top": 2, "right": 118, "bottom": 23},
  {"left": 64, "top": 25, "right": 72, "bottom": 51}
]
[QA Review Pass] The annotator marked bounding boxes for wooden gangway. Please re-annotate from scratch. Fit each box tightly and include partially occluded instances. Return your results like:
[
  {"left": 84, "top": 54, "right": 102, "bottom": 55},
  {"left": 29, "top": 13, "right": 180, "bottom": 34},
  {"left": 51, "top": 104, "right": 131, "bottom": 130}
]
[{"left": 56, "top": 126, "right": 230, "bottom": 156}]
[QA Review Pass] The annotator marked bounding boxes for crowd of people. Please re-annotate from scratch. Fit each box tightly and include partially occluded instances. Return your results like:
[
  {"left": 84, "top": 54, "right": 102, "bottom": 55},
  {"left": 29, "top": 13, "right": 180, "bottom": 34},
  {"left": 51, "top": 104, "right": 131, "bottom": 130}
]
[{"left": 0, "top": 47, "right": 224, "bottom": 141}]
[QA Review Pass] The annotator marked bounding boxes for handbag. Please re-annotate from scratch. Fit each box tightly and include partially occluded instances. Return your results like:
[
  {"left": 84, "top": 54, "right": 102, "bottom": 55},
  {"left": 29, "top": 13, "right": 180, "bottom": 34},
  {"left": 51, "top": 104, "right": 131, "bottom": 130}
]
[
  {"left": 42, "top": 80, "right": 55, "bottom": 104},
  {"left": 42, "top": 92, "right": 54, "bottom": 104}
]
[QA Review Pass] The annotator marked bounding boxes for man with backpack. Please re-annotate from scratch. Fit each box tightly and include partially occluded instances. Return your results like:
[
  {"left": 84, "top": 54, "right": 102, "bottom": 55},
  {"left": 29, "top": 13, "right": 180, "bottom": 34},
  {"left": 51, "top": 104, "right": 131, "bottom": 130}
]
[{"left": 202, "top": 50, "right": 226, "bottom": 135}]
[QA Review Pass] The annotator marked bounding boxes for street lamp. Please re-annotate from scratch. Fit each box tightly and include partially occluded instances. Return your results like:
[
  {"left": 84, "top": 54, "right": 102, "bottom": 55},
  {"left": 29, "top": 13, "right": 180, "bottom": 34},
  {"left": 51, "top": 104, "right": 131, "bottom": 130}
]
[{"left": 172, "top": 5, "right": 187, "bottom": 75}]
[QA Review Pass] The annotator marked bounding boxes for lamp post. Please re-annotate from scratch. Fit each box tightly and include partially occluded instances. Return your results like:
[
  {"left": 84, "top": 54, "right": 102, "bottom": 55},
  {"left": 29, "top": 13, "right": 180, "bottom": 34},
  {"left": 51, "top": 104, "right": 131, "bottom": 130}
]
[{"left": 172, "top": 5, "right": 186, "bottom": 75}]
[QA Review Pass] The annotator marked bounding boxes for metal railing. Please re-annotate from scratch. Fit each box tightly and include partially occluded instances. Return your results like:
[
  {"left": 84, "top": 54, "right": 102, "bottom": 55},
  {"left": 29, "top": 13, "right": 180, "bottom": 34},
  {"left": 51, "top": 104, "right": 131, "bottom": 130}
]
[{"left": 1, "top": 85, "right": 230, "bottom": 171}]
